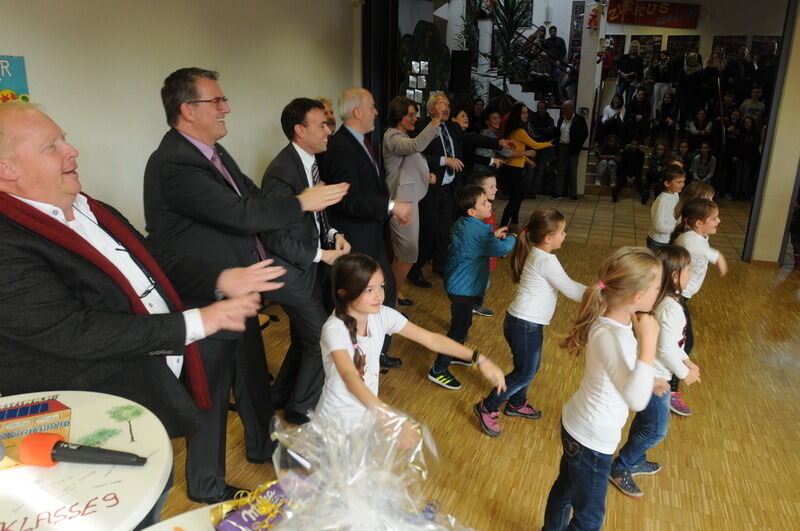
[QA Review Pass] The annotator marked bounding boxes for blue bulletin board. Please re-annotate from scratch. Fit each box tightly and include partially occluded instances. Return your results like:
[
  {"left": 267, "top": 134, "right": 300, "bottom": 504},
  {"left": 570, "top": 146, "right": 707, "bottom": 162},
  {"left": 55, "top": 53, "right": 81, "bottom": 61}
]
[{"left": 0, "top": 56, "right": 30, "bottom": 103}]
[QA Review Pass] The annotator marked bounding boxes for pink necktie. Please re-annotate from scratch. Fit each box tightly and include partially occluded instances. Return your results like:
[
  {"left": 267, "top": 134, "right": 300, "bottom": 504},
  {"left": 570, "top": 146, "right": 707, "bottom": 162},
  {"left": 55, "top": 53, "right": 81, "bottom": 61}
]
[{"left": 211, "top": 149, "right": 267, "bottom": 260}]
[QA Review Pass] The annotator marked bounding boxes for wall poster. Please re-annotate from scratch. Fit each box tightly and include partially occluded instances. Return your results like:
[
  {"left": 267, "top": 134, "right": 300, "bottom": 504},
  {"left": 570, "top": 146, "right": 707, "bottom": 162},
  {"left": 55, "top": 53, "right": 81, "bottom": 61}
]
[{"left": 0, "top": 56, "right": 29, "bottom": 104}]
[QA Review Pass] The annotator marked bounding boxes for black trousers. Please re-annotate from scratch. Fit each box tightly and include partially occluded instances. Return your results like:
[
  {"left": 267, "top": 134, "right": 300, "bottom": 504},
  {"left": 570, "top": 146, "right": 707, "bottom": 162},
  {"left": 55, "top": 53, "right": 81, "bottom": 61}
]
[
  {"left": 670, "top": 297, "right": 694, "bottom": 392},
  {"left": 185, "top": 317, "right": 273, "bottom": 498},
  {"left": 416, "top": 182, "right": 455, "bottom": 275},
  {"left": 556, "top": 144, "right": 579, "bottom": 198},
  {"left": 612, "top": 174, "right": 647, "bottom": 202},
  {"left": 433, "top": 299, "right": 476, "bottom": 371},
  {"left": 272, "top": 287, "right": 328, "bottom": 415},
  {"left": 500, "top": 165, "right": 525, "bottom": 226}
]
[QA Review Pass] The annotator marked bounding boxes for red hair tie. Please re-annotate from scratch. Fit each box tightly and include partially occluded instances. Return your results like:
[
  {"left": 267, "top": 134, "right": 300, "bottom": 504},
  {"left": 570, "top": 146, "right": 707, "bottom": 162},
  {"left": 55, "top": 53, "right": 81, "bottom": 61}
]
[{"left": 597, "top": 281, "right": 606, "bottom": 289}]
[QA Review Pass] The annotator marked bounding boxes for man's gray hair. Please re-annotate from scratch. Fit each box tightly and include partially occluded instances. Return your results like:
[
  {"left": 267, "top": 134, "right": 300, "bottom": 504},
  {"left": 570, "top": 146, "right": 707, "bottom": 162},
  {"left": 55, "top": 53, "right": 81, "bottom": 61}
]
[
  {"left": 427, "top": 91, "right": 448, "bottom": 111},
  {"left": 338, "top": 88, "right": 365, "bottom": 121},
  {"left": 0, "top": 101, "right": 41, "bottom": 158}
]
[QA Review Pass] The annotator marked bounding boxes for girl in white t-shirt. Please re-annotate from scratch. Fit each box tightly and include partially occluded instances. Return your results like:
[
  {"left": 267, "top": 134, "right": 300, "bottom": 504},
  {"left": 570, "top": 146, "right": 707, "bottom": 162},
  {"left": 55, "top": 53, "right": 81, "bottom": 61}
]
[
  {"left": 474, "top": 209, "right": 585, "bottom": 438},
  {"left": 542, "top": 247, "right": 663, "bottom": 531},
  {"left": 315, "top": 254, "right": 506, "bottom": 432},
  {"left": 609, "top": 246, "right": 701, "bottom": 499},
  {"left": 667, "top": 198, "right": 727, "bottom": 416}
]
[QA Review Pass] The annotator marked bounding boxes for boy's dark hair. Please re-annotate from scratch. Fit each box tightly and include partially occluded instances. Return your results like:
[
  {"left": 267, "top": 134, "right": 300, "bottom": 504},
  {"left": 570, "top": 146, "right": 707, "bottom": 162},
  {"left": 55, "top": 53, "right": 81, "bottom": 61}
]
[
  {"left": 456, "top": 185, "right": 486, "bottom": 216},
  {"left": 280, "top": 98, "right": 325, "bottom": 141},
  {"left": 161, "top": 67, "right": 219, "bottom": 127},
  {"left": 468, "top": 170, "right": 497, "bottom": 187},
  {"left": 661, "top": 164, "right": 685, "bottom": 185}
]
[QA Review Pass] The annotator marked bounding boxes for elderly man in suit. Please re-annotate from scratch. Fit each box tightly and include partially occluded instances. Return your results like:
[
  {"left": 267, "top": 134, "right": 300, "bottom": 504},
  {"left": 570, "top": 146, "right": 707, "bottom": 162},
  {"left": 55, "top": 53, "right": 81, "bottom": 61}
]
[
  {"left": 0, "top": 102, "right": 283, "bottom": 527},
  {"left": 260, "top": 98, "right": 350, "bottom": 425},
  {"left": 320, "top": 88, "right": 412, "bottom": 368},
  {"left": 143, "top": 67, "right": 348, "bottom": 504},
  {"left": 408, "top": 92, "right": 513, "bottom": 288},
  {"left": 554, "top": 100, "right": 589, "bottom": 201}
]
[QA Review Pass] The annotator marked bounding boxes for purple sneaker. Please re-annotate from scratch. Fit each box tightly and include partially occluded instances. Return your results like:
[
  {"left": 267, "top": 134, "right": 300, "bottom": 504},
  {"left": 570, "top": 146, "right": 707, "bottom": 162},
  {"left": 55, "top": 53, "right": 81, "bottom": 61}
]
[
  {"left": 473, "top": 401, "right": 500, "bottom": 437},
  {"left": 503, "top": 401, "right": 542, "bottom": 419},
  {"left": 670, "top": 391, "right": 692, "bottom": 416}
]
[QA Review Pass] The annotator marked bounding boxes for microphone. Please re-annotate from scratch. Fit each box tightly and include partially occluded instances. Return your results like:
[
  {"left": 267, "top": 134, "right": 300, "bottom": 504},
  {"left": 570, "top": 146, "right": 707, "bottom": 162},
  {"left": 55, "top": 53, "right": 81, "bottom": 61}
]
[{"left": 18, "top": 433, "right": 147, "bottom": 467}]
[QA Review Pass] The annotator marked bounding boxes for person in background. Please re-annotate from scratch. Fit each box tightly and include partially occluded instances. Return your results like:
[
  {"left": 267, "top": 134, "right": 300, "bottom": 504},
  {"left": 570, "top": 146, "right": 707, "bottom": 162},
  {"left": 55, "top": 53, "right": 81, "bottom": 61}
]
[
  {"left": 595, "top": 133, "right": 621, "bottom": 187},
  {"left": 318, "top": 96, "right": 337, "bottom": 133},
  {"left": 652, "top": 91, "right": 678, "bottom": 148},
  {"left": 615, "top": 40, "right": 644, "bottom": 104},
  {"left": 554, "top": 101, "right": 589, "bottom": 201},
  {"left": 467, "top": 97, "right": 485, "bottom": 133},
  {"left": 625, "top": 87, "right": 651, "bottom": 145},
  {"left": 600, "top": 94, "right": 625, "bottom": 144},
  {"left": 612, "top": 139, "right": 646, "bottom": 203},
  {"left": 689, "top": 142, "right": 716, "bottom": 185}
]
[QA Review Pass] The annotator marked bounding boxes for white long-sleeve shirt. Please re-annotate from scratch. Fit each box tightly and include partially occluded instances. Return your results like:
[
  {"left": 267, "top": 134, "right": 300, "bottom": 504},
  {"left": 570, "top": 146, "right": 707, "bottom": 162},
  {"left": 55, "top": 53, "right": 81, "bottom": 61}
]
[
  {"left": 653, "top": 297, "right": 690, "bottom": 381},
  {"left": 561, "top": 317, "right": 655, "bottom": 454},
  {"left": 675, "top": 230, "right": 719, "bottom": 299},
  {"left": 507, "top": 248, "right": 585, "bottom": 325},
  {"left": 648, "top": 191, "right": 679, "bottom": 244}
]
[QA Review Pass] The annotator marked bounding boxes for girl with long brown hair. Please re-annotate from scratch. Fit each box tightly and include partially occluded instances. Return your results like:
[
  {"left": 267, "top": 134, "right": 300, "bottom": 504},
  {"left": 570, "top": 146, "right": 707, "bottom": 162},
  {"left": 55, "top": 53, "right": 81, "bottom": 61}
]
[{"left": 474, "top": 209, "right": 585, "bottom": 438}]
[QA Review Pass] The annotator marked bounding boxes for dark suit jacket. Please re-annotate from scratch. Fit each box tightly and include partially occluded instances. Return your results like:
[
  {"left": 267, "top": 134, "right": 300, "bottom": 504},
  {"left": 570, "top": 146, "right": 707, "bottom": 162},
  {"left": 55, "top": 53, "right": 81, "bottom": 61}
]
[
  {"left": 143, "top": 128, "right": 303, "bottom": 307},
  {"left": 0, "top": 199, "right": 221, "bottom": 438},
  {"left": 320, "top": 126, "right": 390, "bottom": 262},
  {"left": 260, "top": 143, "right": 325, "bottom": 306},
  {"left": 413, "top": 120, "right": 500, "bottom": 187},
  {"left": 556, "top": 114, "right": 589, "bottom": 155}
]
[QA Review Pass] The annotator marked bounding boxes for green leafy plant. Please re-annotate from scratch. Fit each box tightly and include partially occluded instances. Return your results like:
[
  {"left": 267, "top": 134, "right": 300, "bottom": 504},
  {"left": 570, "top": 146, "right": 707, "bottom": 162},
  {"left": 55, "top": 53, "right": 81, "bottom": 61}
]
[{"left": 479, "top": 0, "right": 531, "bottom": 105}]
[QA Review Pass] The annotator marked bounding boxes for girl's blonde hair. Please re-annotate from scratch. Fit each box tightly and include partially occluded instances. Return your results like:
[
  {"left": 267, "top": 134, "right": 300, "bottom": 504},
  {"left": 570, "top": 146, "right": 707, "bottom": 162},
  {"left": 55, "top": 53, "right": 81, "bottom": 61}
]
[
  {"left": 510, "top": 209, "right": 566, "bottom": 283},
  {"left": 561, "top": 247, "right": 662, "bottom": 354},
  {"left": 674, "top": 180, "right": 715, "bottom": 218},
  {"left": 669, "top": 197, "right": 718, "bottom": 244}
]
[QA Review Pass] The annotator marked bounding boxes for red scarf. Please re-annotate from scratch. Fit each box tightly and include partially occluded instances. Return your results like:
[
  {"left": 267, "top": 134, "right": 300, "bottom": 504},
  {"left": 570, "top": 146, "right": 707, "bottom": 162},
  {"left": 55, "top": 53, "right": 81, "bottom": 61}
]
[{"left": 0, "top": 192, "right": 212, "bottom": 410}]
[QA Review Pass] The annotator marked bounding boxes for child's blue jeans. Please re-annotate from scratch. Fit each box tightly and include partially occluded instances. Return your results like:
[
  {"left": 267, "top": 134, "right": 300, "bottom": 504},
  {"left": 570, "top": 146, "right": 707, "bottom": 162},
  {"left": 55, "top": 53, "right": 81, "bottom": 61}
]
[
  {"left": 484, "top": 313, "right": 543, "bottom": 411},
  {"left": 612, "top": 391, "right": 670, "bottom": 472},
  {"left": 543, "top": 425, "right": 612, "bottom": 531}
]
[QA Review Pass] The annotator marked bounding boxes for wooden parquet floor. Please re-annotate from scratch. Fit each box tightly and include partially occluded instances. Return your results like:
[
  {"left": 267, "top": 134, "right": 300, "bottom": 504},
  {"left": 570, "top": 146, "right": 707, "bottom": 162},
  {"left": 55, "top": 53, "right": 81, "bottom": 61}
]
[{"left": 162, "top": 196, "right": 800, "bottom": 530}]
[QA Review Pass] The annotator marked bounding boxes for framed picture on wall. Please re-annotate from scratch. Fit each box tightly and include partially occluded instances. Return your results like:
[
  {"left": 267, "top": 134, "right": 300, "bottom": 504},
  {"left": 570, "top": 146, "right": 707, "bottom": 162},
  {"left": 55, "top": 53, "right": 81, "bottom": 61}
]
[
  {"left": 666, "top": 35, "right": 701, "bottom": 59},
  {"left": 712, "top": 35, "right": 748, "bottom": 55},
  {"left": 604, "top": 34, "right": 627, "bottom": 78},
  {"left": 631, "top": 34, "right": 663, "bottom": 65}
]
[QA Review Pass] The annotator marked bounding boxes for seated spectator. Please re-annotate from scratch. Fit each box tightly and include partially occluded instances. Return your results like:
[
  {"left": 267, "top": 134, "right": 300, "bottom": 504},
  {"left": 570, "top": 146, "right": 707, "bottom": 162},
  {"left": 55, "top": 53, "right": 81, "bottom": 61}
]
[
  {"left": 740, "top": 86, "right": 766, "bottom": 126},
  {"left": 674, "top": 140, "right": 695, "bottom": 172},
  {"left": 731, "top": 117, "right": 761, "bottom": 200},
  {"left": 653, "top": 90, "right": 678, "bottom": 148},
  {"left": 600, "top": 94, "right": 625, "bottom": 143},
  {"left": 687, "top": 108, "right": 713, "bottom": 151},
  {"left": 467, "top": 97, "right": 485, "bottom": 133},
  {"left": 612, "top": 139, "right": 646, "bottom": 203},
  {"left": 625, "top": 87, "right": 651, "bottom": 144},
  {"left": 644, "top": 143, "right": 669, "bottom": 202},
  {"left": 690, "top": 142, "right": 717, "bottom": 184},
  {"left": 595, "top": 133, "right": 621, "bottom": 186},
  {"left": 651, "top": 50, "right": 673, "bottom": 118}
]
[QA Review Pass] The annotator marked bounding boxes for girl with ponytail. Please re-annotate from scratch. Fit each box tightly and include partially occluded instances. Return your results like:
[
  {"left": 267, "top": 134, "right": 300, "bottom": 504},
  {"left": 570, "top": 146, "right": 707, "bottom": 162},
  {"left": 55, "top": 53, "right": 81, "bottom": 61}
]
[
  {"left": 543, "top": 247, "right": 664, "bottom": 530},
  {"left": 667, "top": 197, "right": 727, "bottom": 416},
  {"left": 316, "top": 254, "right": 506, "bottom": 430},
  {"left": 474, "top": 209, "right": 585, "bottom": 438}
]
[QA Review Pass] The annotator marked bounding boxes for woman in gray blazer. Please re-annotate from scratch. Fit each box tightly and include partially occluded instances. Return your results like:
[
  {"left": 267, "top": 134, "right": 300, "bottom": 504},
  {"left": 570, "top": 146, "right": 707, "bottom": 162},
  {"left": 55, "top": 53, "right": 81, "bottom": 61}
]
[{"left": 382, "top": 96, "right": 443, "bottom": 304}]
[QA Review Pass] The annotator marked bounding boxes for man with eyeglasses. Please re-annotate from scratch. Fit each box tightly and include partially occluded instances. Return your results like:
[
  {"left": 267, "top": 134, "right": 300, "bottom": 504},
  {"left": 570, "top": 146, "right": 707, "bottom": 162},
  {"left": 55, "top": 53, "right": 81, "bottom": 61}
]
[
  {"left": 0, "top": 102, "right": 284, "bottom": 527},
  {"left": 143, "top": 67, "right": 349, "bottom": 504}
]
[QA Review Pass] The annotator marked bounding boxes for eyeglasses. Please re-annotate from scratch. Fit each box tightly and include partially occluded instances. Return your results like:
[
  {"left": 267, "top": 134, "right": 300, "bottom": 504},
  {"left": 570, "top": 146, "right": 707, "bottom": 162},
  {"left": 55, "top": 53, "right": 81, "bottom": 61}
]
[{"left": 187, "top": 96, "right": 229, "bottom": 106}]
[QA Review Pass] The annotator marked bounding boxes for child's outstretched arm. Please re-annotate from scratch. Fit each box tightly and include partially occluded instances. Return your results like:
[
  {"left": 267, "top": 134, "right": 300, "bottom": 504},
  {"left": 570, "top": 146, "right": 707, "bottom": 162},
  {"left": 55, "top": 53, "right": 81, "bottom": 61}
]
[
  {"left": 397, "top": 321, "right": 507, "bottom": 393},
  {"left": 716, "top": 252, "right": 728, "bottom": 276},
  {"left": 330, "top": 349, "right": 386, "bottom": 411}
]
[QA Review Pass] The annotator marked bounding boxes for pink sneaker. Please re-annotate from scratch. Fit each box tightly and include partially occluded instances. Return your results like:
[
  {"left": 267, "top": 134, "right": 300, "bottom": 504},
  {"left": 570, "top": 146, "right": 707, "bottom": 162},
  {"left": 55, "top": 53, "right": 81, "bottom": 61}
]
[
  {"left": 669, "top": 391, "right": 692, "bottom": 416},
  {"left": 504, "top": 401, "right": 542, "bottom": 419},
  {"left": 473, "top": 401, "right": 500, "bottom": 437}
]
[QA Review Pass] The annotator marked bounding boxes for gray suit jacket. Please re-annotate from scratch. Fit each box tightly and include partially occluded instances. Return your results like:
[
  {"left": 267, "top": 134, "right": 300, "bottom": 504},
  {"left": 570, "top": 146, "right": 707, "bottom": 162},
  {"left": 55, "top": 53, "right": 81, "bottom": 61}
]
[{"left": 382, "top": 119, "right": 440, "bottom": 203}]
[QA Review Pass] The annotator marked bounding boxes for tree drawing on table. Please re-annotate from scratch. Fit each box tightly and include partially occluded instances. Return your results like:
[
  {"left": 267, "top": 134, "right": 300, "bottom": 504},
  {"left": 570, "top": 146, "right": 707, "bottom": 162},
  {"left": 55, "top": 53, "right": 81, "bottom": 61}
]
[
  {"left": 107, "top": 405, "right": 145, "bottom": 443},
  {"left": 77, "top": 428, "right": 122, "bottom": 447}
]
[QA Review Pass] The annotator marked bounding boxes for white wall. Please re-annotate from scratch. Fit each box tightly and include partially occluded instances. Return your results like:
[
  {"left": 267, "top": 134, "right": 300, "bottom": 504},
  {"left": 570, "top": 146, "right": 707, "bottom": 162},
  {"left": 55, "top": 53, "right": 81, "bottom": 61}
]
[{"left": 2, "top": 0, "right": 359, "bottom": 230}]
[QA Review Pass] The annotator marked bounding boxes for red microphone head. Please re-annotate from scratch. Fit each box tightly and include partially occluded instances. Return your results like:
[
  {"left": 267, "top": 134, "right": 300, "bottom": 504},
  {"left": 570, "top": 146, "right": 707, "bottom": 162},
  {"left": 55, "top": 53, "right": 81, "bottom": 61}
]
[{"left": 18, "top": 432, "right": 65, "bottom": 467}]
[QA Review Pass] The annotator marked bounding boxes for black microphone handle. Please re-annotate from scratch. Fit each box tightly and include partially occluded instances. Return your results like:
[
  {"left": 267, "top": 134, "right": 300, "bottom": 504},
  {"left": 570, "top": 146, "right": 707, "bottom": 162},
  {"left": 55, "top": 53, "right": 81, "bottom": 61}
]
[{"left": 52, "top": 442, "right": 147, "bottom": 466}]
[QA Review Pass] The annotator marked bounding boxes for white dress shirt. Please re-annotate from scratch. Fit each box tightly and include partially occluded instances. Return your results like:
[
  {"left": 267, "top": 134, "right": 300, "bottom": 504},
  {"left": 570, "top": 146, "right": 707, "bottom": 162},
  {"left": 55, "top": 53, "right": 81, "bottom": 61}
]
[
  {"left": 12, "top": 194, "right": 205, "bottom": 378},
  {"left": 291, "top": 143, "right": 338, "bottom": 262}
]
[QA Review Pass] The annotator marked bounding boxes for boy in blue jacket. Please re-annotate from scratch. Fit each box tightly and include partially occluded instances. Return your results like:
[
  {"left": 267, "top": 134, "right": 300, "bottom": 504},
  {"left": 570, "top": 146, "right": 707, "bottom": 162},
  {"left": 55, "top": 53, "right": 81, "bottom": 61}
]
[{"left": 428, "top": 185, "right": 517, "bottom": 390}]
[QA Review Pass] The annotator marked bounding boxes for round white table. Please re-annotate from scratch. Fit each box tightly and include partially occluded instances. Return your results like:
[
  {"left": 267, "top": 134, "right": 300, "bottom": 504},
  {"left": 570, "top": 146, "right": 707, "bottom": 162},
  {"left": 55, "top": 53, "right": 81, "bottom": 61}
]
[{"left": 0, "top": 390, "right": 172, "bottom": 531}]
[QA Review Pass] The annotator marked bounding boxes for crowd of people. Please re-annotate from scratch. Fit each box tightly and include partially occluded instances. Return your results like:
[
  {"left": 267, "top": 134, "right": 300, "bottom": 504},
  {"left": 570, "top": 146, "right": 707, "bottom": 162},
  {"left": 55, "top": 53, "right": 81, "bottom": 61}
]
[
  {"left": 0, "top": 58, "right": 760, "bottom": 530},
  {"left": 596, "top": 39, "right": 779, "bottom": 202}
]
